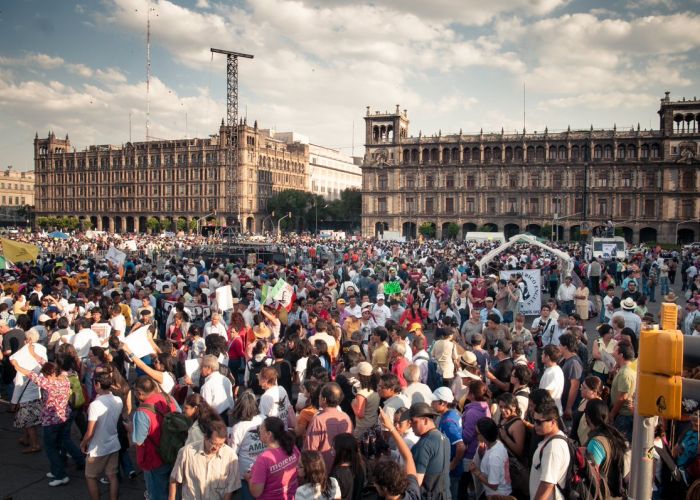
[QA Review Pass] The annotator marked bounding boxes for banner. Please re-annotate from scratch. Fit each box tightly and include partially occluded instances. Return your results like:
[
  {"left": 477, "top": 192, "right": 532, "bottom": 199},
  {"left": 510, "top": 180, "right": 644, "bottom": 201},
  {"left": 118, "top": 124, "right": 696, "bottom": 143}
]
[
  {"left": 270, "top": 279, "right": 295, "bottom": 310},
  {"left": 163, "top": 300, "right": 212, "bottom": 320},
  {"left": 105, "top": 246, "right": 126, "bottom": 266},
  {"left": 500, "top": 269, "right": 541, "bottom": 316},
  {"left": 1, "top": 238, "right": 39, "bottom": 263}
]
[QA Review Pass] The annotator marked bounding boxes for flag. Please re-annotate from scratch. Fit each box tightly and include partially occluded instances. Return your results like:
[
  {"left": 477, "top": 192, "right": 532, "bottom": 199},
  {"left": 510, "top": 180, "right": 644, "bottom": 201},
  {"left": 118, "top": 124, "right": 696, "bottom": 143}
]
[
  {"left": 270, "top": 279, "right": 296, "bottom": 311},
  {"left": 1, "top": 238, "right": 39, "bottom": 263},
  {"left": 0, "top": 256, "right": 14, "bottom": 270}
]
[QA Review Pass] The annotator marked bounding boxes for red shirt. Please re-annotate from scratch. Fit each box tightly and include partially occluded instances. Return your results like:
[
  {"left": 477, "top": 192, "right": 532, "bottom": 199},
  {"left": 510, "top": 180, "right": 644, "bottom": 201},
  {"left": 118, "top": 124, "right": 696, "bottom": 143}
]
[{"left": 391, "top": 357, "right": 411, "bottom": 388}]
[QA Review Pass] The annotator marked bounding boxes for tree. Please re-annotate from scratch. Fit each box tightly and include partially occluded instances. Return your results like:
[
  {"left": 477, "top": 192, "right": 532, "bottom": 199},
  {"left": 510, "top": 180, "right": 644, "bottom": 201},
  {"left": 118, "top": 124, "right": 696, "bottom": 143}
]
[
  {"left": 36, "top": 216, "right": 49, "bottom": 229},
  {"left": 81, "top": 219, "right": 94, "bottom": 231},
  {"left": 419, "top": 222, "right": 436, "bottom": 238},
  {"left": 146, "top": 216, "right": 161, "bottom": 233},
  {"left": 188, "top": 219, "right": 198, "bottom": 232},
  {"left": 444, "top": 223, "right": 460, "bottom": 240},
  {"left": 176, "top": 218, "right": 188, "bottom": 232}
]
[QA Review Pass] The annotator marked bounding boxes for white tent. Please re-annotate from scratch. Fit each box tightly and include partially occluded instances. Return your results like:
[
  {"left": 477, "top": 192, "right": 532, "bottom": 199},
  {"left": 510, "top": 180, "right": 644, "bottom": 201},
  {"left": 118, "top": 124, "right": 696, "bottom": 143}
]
[{"left": 476, "top": 234, "right": 574, "bottom": 275}]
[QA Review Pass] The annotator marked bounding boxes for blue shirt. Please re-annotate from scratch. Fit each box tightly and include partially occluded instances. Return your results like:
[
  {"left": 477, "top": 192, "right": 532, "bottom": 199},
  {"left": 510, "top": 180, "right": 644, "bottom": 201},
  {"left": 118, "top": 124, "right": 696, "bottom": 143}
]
[
  {"left": 479, "top": 307, "right": 503, "bottom": 324},
  {"left": 438, "top": 409, "right": 464, "bottom": 477}
]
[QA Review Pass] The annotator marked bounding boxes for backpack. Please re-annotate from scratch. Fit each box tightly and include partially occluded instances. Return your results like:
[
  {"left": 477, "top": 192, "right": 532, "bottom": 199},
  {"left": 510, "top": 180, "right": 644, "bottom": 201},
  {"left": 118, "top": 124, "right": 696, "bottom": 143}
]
[
  {"left": 67, "top": 373, "right": 86, "bottom": 410},
  {"left": 247, "top": 357, "right": 270, "bottom": 396},
  {"left": 537, "top": 435, "right": 609, "bottom": 500},
  {"left": 140, "top": 395, "right": 190, "bottom": 465},
  {"left": 425, "top": 359, "right": 444, "bottom": 391}
]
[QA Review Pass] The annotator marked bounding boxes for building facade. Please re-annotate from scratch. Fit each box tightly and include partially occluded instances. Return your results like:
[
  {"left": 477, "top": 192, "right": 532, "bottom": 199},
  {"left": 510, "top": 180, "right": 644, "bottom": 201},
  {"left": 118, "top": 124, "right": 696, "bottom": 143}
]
[
  {"left": 34, "top": 121, "right": 308, "bottom": 233},
  {"left": 308, "top": 144, "right": 362, "bottom": 200},
  {"left": 0, "top": 168, "right": 34, "bottom": 208},
  {"left": 361, "top": 94, "right": 700, "bottom": 244}
]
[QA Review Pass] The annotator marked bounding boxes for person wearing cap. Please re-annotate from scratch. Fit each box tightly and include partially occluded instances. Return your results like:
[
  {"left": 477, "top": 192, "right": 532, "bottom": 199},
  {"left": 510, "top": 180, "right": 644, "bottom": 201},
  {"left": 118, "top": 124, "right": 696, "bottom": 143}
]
[
  {"left": 351, "top": 361, "right": 380, "bottom": 439},
  {"left": 359, "top": 305, "right": 378, "bottom": 351},
  {"left": 478, "top": 297, "right": 502, "bottom": 326},
  {"left": 402, "top": 402, "right": 451, "bottom": 498},
  {"left": 610, "top": 297, "right": 641, "bottom": 337},
  {"left": 556, "top": 276, "right": 576, "bottom": 316},
  {"left": 371, "top": 294, "right": 391, "bottom": 327},
  {"left": 485, "top": 338, "right": 514, "bottom": 398},
  {"left": 430, "top": 387, "right": 464, "bottom": 498}
]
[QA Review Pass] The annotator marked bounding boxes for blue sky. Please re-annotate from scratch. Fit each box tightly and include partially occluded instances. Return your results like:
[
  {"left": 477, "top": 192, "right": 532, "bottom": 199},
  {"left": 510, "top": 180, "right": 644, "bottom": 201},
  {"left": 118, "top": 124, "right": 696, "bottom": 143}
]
[{"left": 1, "top": 0, "right": 700, "bottom": 170}]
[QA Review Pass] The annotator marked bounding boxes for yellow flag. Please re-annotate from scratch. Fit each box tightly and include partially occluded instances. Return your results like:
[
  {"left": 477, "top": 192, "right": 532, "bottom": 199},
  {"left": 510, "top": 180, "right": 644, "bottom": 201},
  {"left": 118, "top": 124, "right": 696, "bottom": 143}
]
[{"left": 1, "top": 238, "right": 39, "bottom": 263}]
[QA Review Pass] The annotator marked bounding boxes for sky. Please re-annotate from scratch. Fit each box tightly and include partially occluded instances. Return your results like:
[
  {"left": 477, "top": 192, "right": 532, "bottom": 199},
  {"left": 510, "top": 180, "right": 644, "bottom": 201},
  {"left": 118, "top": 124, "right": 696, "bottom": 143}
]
[{"left": 1, "top": 0, "right": 700, "bottom": 171}]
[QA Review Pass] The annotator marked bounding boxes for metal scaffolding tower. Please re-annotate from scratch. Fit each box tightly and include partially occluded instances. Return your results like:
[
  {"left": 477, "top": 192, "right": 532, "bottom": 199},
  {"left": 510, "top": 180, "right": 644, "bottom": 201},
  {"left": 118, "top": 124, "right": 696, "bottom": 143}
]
[{"left": 210, "top": 48, "right": 254, "bottom": 227}]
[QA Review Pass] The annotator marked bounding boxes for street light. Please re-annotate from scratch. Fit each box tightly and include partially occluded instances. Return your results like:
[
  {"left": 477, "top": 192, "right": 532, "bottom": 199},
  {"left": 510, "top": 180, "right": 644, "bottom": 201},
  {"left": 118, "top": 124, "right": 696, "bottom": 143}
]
[
  {"left": 676, "top": 217, "right": 700, "bottom": 245},
  {"left": 277, "top": 211, "right": 291, "bottom": 240},
  {"left": 552, "top": 212, "right": 583, "bottom": 242},
  {"left": 314, "top": 199, "right": 329, "bottom": 234}
]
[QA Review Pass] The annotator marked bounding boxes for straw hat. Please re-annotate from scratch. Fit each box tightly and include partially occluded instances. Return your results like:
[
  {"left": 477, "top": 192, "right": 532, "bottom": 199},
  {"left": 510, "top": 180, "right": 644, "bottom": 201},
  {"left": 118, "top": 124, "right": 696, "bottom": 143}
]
[
  {"left": 663, "top": 292, "right": 678, "bottom": 303},
  {"left": 253, "top": 323, "right": 271, "bottom": 339}
]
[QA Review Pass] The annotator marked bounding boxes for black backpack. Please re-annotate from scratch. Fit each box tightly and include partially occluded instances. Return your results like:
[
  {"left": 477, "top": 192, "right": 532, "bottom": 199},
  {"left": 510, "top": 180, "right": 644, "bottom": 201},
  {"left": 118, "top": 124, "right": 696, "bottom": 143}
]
[
  {"left": 247, "top": 357, "right": 270, "bottom": 396},
  {"left": 536, "top": 434, "right": 609, "bottom": 500}
]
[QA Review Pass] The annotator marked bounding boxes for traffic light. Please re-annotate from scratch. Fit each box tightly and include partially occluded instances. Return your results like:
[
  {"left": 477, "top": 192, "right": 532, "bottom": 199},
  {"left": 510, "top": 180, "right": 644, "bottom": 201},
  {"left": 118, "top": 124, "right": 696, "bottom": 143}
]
[{"left": 637, "top": 303, "right": 684, "bottom": 419}]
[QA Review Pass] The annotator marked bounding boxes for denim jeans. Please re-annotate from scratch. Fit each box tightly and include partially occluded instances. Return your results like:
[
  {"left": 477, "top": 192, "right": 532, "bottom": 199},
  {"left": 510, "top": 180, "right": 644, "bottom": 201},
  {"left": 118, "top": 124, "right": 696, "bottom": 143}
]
[
  {"left": 43, "top": 422, "right": 68, "bottom": 480},
  {"left": 119, "top": 448, "right": 135, "bottom": 477},
  {"left": 660, "top": 277, "right": 670, "bottom": 296},
  {"left": 239, "top": 479, "right": 254, "bottom": 500},
  {"left": 62, "top": 411, "right": 86, "bottom": 467},
  {"left": 144, "top": 463, "right": 172, "bottom": 500}
]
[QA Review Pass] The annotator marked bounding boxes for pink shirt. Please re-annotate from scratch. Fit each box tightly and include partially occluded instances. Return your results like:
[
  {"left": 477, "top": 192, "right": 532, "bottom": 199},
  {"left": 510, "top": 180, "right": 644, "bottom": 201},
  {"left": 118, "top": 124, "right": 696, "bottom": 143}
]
[
  {"left": 250, "top": 446, "right": 300, "bottom": 500},
  {"left": 392, "top": 357, "right": 410, "bottom": 388}
]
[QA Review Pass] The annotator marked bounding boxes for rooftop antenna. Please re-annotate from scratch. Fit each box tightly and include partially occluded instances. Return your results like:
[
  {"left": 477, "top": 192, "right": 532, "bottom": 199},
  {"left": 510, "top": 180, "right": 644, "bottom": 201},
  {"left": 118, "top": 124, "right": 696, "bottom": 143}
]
[
  {"left": 129, "top": 111, "right": 132, "bottom": 143},
  {"left": 351, "top": 120, "right": 354, "bottom": 156},
  {"left": 145, "top": 1, "right": 154, "bottom": 142}
]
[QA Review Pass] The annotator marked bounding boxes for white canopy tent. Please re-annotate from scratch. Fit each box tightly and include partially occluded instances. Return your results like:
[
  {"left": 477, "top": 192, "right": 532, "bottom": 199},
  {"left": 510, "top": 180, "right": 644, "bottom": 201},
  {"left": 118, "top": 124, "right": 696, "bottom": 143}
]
[{"left": 476, "top": 233, "right": 574, "bottom": 276}]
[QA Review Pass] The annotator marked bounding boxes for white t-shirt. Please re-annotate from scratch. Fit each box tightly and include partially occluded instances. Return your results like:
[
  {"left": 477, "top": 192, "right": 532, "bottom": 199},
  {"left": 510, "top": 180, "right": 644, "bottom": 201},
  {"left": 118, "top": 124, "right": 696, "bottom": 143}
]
[
  {"left": 529, "top": 433, "right": 570, "bottom": 500},
  {"left": 233, "top": 415, "right": 265, "bottom": 476},
  {"left": 72, "top": 328, "right": 101, "bottom": 358},
  {"left": 87, "top": 393, "right": 123, "bottom": 457},
  {"left": 539, "top": 365, "right": 565, "bottom": 415},
  {"left": 109, "top": 315, "right": 126, "bottom": 338},
  {"left": 295, "top": 357, "right": 308, "bottom": 385},
  {"left": 259, "top": 385, "right": 293, "bottom": 425},
  {"left": 481, "top": 440, "right": 512, "bottom": 496}
]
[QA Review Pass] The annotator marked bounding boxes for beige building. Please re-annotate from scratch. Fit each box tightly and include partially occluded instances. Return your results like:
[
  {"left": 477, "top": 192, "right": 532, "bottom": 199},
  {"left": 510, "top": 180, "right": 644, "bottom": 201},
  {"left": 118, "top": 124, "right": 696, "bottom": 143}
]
[
  {"left": 34, "top": 121, "right": 308, "bottom": 233},
  {"left": 361, "top": 94, "right": 700, "bottom": 244},
  {"left": 0, "top": 168, "right": 34, "bottom": 208}
]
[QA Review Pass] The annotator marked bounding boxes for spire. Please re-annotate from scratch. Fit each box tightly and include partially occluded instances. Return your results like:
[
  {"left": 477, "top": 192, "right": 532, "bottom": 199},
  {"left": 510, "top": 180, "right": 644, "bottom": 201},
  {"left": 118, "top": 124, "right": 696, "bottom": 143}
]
[
  {"left": 501, "top": 126, "right": 504, "bottom": 135},
  {"left": 544, "top": 126, "right": 548, "bottom": 134},
  {"left": 459, "top": 128, "right": 462, "bottom": 135},
  {"left": 567, "top": 125, "right": 571, "bottom": 132},
  {"left": 35, "top": 132, "right": 38, "bottom": 139}
]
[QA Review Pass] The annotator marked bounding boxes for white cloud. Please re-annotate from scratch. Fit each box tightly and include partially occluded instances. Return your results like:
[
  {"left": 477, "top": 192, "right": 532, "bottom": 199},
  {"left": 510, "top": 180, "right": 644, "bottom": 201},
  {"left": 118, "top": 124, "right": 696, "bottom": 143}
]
[
  {"left": 0, "top": 53, "right": 65, "bottom": 69},
  {"left": 537, "top": 92, "right": 657, "bottom": 111}
]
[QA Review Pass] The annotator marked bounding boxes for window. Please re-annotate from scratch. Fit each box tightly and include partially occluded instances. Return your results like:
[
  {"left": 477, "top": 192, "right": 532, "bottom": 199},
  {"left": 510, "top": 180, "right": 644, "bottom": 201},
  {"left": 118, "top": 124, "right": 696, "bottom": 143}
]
[
  {"left": 531, "top": 173, "right": 540, "bottom": 188},
  {"left": 406, "top": 197, "right": 415, "bottom": 212},
  {"left": 378, "top": 174, "right": 388, "bottom": 190},
  {"left": 377, "top": 197, "right": 387, "bottom": 213},
  {"left": 426, "top": 175, "right": 434, "bottom": 187},
  {"left": 425, "top": 197, "right": 434, "bottom": 214},
  {"left": 598, "top": 199, "right": 608, "bottom": 217},
  {"left": 406, "top": 175, "right": 415, "bottom": 189},
  {"left": 467, "top": 176, "right": 475, "bottom": 189},
  {"left": 529, "top": 198, "right": 539, "bottom": 214},
  {"left": 644, "top": 199, "right": 655, "bottom": 217},
  {"left": 575, "top": 197, "right": 583, "bottom": 213},
  {"left": 552, "top": 197, "right": 562, "bottom": 215},
  {"left": 646, "top": 172, "right": 656, "bottom": 188},
  {"left": 467, "top": 198, "right": 475, "bottom": 212},
  {"left": 445, "top": 197, "right": 454, "bottom": 213},
  {"left": 598, "top": 173, "right": 608, "bottom": 187},
  {"left": 552, "top": 172, "right": 562, "bottom": 187},
  {"left": 682, "top": 171, "right": 695, "bottom": 190},
  {"left": 488, "top": 175, "right": 496, "bottom": 188},
  {"left": 509, "top": 175, "right": 518, "bottom": 188},
  {"left": 682, "top": 199, "right": 694, "bottom": 218},
  {"left": 620, "top": 198, "right": 632, "bottom": 217},
  {"left": 575, "top": 173, "right": 584, "bottom": 187},
  {"left": 446, "top": 175, "right": 455, "bottom": 188},
  {"left": 487, "top": 197, "right": 496, "bottom": 213},
  {"left": 508, "top": 198, "right": 517, "bottom": 213},
  {"left": 621, "top": 171, "right": 632, "bottom": 187}
]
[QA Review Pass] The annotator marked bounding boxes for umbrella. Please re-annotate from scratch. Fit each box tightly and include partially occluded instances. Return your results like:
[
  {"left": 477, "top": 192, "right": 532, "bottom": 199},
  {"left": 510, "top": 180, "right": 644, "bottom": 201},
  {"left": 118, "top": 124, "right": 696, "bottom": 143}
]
[{"left": 48, "top": 231, "right": 69, "bottom": 239}]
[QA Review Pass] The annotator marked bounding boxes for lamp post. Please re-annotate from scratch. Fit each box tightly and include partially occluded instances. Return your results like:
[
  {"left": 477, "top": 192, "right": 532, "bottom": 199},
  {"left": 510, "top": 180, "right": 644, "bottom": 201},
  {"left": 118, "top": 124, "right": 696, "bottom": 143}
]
[
  {"left": 676, "top": 217, "right": 700, "bottom": 245},
  {"left": 277, "top": 211, "right": 291, "bottom": 240}
]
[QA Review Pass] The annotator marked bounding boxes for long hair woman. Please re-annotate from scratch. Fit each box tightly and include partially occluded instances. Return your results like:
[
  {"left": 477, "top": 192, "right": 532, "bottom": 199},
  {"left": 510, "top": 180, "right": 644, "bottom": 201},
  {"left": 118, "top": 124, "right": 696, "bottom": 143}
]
[
  {"left": 247, "top": 416, "right": 300, "bottom": 499},
  {"left": 183, "top": 393, "right": 222, "bottom": 445},
  {"left": 330, "top": 433, "right": 366, "bottom": 500},
  {"left": 584, "top": 399, "right": 629, "bottom": 498},
  {"left": 572, "top": 376, "right": 608, "bottom": 445},
  {"left": 295, "top": 450, "right": 341, "bottom": 499}
]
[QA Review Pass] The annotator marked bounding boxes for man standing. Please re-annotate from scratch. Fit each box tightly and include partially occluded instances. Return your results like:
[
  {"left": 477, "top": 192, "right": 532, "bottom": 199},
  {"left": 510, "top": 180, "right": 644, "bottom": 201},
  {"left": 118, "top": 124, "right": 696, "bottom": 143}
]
[
  {"left": 200, "top": 355, "right": 234, "bottom": 425},
  {"left": 431, "top": 389, "right": 465, "bottom": 499},
  {"left": 485, "top": 338, "right": 514, "bottom": 398},
  {"left": 609, "top": 341, "right": 636, "bottom": 442},
  {"left": 539, "top": 345, "right": 565, "bottom": 416},
  {"left": 558, "top": 333, "right": 583, "bottom": 424},
  {"left": 556, "top": 276, "right": 576, "bottom": 316},
  {"left": 529, "top": 400, "right": 570, "bottom": 500},
  {"left": 80, "top": 372, "right": 123, "bottom": 500},
  {"left": 169, "top": 419, "right": 238, "bottom": 500},
  {"left": 304, "top": 382, "right": 353, "bottom": 470},
  {"left": 612, "top": 298, "right": 642, "bottom": 338},
  {"left": 204, "top": 313, "right": 227, "bottom": 339},
  {"left": 407, "top": 402, "right": 452, "bottom": 499},
  {"left": 372, "top": 294, "right": 391, "bottom": 327}
]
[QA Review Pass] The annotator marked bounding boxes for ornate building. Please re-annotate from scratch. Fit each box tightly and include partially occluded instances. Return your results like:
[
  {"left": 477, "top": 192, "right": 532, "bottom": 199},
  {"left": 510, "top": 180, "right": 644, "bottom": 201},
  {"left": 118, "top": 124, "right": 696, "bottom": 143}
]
[
  {"left": 0, "top": 168, "right": 34, "bottom": 208},
  {"left": 34, "top": 121, "right": 308, "bottom": 233},
  {"left": 361, "top": 93, "right": 700, "bottom": 244}
]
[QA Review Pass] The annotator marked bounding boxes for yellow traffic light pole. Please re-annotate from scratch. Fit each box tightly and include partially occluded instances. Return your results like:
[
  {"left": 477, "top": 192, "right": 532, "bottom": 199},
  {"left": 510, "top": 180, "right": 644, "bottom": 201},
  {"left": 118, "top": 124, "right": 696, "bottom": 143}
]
[{"left": 632, "top": 303, "right": 690, "bottom": 499}]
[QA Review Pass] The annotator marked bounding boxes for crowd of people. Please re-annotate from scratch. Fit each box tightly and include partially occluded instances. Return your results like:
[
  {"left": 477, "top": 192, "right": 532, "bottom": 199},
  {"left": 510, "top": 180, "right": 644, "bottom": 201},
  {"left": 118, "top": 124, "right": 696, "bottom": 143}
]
[{"left": 1, "top": 229, "right": 700, "bottom": 500}]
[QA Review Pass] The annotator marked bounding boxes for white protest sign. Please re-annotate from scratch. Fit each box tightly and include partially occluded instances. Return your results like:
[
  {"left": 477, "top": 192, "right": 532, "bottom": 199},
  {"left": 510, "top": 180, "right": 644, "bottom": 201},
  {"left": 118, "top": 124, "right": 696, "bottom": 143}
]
[
  {"left": 105, "top": 246, "right": 126, "bottom": 267},
  {"left": 123, "top": 325, "right": 155, "bottom": 359},
  {"left": 124, "top": 240, "right": 138, "bottom": 252},
  {"left": 500, "top": 269, "right": 542, "bottom": 316},
  {"left": 185, "top": 358, "right": 200, "bottom": 378},
  {"left": 216, "top": 285, "right": 234, "bottom": 311},
  {"left": 10, "top": 344, "right": 47, "bottom": 371}
]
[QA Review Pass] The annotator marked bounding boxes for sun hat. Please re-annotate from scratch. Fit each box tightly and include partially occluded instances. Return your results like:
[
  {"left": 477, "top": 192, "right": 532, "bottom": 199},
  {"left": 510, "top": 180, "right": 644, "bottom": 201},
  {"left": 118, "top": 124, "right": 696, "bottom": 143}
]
[
  {"left": 357, "top": 361, "right": 373, "bottom": 377},
  {"left": 253, "top": 323, "right": 271, "bottom": 339},
  {"left": 621, "top": 297, "right": 636, "bottom": 310}
]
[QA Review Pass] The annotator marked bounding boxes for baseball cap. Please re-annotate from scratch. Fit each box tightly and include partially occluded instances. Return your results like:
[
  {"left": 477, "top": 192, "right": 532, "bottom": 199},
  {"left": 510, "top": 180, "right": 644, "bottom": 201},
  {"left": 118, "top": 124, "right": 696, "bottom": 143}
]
[
  {"left": 431, "top": 387, "right": 455, "bottom": 403},
  {"left": 376, "top": 294, "right": 385, "bottom": 301},
  {"left": 357, "top": 361, "right": 373, "bottom": 377}
]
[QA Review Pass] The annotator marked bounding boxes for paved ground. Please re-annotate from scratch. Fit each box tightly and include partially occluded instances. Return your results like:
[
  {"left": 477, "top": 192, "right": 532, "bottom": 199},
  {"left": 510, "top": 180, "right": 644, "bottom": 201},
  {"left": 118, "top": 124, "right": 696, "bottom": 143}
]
[{"left": 0, "top": 277, "right": 685, "bottom": 500}]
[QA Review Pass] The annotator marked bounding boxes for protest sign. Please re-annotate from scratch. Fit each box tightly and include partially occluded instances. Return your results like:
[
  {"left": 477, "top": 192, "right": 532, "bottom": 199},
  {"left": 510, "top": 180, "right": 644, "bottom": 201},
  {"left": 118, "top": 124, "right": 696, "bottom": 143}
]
[{"left": 123, "top": 326, "right": 155, "bottom": 359}]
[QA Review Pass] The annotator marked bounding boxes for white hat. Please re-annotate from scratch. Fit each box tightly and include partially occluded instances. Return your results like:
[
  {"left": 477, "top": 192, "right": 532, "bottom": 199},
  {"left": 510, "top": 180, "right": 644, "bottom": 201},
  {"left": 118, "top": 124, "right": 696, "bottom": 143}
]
[
  {"left": 431, "top": 387, "right": 454, "bottom": 403},
  {"left": 621, "top": 297, "right": 636, "bottom": 310},
  {"left": 376, "top": 294, "right": 385, "bottom": 301}
]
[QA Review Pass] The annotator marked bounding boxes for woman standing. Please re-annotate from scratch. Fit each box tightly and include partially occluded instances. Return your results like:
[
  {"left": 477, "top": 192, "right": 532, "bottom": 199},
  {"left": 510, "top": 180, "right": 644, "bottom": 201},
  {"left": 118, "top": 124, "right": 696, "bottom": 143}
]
[
  {"left": 591, "top": 324, "right": 617, "bottom": 382},
  {"left": 183, "top": 393, "right": 221, "bottom": 445},
  {"left": 572, "top": 376, "right": 607, "bottom": 446},
  {"left": 495, "top": 393, "right": 528, "bottom": 498},
  {"left": 13, "top": 329, "right": 44, "bottom": 454},
  {"left": 227, "top": 312, "right": 250, "bottom": 385},
  {"left": 247, "top": 416, "right": 301, "bottom": 499},
  {"left": 351, "top": 362, "right": 380, "bottom": 439},
  {"left": 294, "top": 451, "right": 341, "bottom": 499},
  {"left": 329, "top": 433, "right": 366, "bottom": 500},
  {"left": 574, "top": 281, "right": 590, "bottom": 320},
  {"left": 122, "top": 345, "right": 177, "bottom": 395},
  {"left": 295, "top": 380, "right": 320, "bottom": 441},
  {"left": 229, "top": 391, "right": 265, "bottom": 499},
  {"left": 12, "top": 351, "right": 74, "bottom": 487},
  {"left": 399, "top": 301, "right": 428, "bottom": 330},
  {"left": 468, "top": 417, "right": 512, "bottom": 498}
]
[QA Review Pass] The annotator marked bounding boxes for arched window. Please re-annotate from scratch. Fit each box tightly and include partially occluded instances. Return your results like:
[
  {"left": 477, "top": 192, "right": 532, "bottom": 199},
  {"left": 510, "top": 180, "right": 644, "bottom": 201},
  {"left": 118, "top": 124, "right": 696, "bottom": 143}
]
[
  {"left": 651, "top": 144, "right": 661, "bottom": 158},
  {"left": 603, "top": 145, "right": 613, "bottom": 159},
  {"left": 594, "top": 145, "right": 603, "bottom": 159},
  {"left": 549, "top": 145, "right": 557, "bottom": 159},
  {"left": 558, "top": 146, "right": 567, "bottom": 160}
]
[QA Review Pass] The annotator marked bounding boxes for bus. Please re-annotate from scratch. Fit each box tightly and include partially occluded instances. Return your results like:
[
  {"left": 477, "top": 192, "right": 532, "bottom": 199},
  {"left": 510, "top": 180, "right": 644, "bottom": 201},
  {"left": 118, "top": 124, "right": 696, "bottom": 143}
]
[{"left": 590, "top": 236, "right": 627, "bottom": 260}]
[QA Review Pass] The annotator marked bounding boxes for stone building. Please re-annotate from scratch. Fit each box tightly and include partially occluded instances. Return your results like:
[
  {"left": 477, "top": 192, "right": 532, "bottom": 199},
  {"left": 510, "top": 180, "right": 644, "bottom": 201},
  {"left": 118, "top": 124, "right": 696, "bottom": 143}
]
[
  {"left": 34, "top": 121, "right": 308, "bottom": 233},
  {"left": 361, "top": 93, "right": 700, "bottom": 244},
  {"left": 0, "top": 168, "right": 34, "bottom": 208}
]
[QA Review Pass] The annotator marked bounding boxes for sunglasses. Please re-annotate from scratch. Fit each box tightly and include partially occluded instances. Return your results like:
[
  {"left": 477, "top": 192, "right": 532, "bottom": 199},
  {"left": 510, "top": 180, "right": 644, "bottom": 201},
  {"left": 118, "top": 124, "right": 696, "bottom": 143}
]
[{"left": 533, "top": 417, "right": 553, "bottom": 426}]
